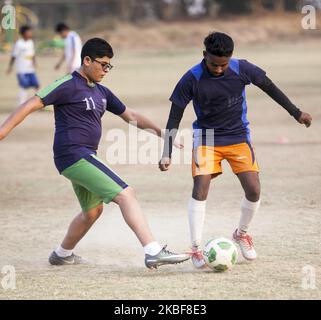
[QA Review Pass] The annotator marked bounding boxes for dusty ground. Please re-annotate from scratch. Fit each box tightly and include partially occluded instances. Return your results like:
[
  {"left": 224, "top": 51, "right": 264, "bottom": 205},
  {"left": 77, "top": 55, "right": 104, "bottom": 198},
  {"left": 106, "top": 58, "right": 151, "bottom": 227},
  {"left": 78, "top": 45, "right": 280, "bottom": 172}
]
[{"left": 0, "top": 40, "right": 320, "bottom": 300}]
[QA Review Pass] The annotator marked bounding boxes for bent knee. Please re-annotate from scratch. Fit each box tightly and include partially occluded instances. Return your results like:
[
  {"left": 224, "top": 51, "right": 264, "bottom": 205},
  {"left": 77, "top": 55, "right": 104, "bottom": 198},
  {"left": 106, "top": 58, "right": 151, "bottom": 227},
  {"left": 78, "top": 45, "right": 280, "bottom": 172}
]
[
  {"left": 192, "top": 175, "right": 211, "bottom": 201},
  {"left": 245, "top": 187, "right": 261, "bottom": 202},
  {"left": 120, "top": 186, "right": 136, "bottom": 199},
  {"left": 83, "top": 204, "right": 104, "bottom": 223},
  {"left": 192, "top": 186, "right": 209, "bottom": 201},
  {"left": 113, "top": 186, "right": 136, "bottom": 204}
]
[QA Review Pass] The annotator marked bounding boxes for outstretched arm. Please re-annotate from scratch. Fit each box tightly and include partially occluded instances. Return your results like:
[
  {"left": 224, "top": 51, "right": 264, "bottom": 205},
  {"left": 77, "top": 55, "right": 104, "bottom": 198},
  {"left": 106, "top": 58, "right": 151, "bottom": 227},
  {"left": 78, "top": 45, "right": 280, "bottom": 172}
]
[
  {"left": 159, "top": 103, "right": 185, "bottom": 171},
  {"left": 119, "top": 106, "right": 183, "bottom": 155},
  {"left": 119, "top": 107, "right": 163, "bottom": 137},
  {"left": 0, "top": 96, "right": 44, "bottom": 140},
  {"left": 256, "top": 76, "right": 312, "bottom": 127}
]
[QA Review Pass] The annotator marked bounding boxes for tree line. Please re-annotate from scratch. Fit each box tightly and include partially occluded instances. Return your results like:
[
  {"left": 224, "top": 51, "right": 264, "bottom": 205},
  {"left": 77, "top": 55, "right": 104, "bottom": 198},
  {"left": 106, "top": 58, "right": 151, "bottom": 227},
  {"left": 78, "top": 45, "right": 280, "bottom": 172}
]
[{"left": 18, "top": 0, "right": 311, "bottom": 28}]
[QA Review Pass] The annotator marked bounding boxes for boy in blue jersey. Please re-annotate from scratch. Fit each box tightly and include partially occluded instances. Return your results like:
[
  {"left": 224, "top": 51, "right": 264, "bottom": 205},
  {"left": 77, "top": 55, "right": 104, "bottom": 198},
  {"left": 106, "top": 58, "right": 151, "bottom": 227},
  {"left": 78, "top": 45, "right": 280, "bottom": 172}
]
[
  {"left": 159, "top": 32, "right": 312, "bottom": 268},
  {"left": 0, "top": 38, "right": 190, "bottom": 269}
]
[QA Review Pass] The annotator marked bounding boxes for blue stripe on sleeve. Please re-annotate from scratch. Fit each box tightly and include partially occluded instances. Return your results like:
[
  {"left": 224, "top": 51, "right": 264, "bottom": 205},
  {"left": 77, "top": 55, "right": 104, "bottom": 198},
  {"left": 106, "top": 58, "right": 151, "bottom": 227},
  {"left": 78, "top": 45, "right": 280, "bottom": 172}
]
[
  {"left": 190, "top": 63, "right": 203, "bottom": 81},
  {"left": 229, "top": 59, "right": 240, "bottom": 75}
]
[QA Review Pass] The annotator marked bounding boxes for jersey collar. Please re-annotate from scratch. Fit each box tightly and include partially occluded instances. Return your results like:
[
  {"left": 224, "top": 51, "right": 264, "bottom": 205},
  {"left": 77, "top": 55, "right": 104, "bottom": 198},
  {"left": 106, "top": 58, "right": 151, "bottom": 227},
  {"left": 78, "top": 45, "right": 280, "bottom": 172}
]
[
  {"left": 73, "top": 70, "right": 96, "bottom": 88},
  {"left": 201, "top": 59, "right": 231, "bottom": 79}
]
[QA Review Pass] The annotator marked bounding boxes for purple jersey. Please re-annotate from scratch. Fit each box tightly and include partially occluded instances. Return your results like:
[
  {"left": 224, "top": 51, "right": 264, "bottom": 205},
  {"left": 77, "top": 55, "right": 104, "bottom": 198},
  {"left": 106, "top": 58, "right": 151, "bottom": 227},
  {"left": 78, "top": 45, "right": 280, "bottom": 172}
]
[
  {"left": 170, "top": 59, "right": 266, "bottom": 146},
  {"left": 36, "top": 71, "right": 126, "bottom": 173}
]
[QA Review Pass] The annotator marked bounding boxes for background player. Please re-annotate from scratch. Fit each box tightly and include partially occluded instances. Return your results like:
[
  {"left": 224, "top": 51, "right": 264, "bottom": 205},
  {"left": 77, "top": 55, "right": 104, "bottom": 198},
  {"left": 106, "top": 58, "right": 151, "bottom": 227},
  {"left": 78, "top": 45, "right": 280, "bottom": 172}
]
[
  {"left": 6, "top": 25, "right": 40, "bottom": 105},
  {"left": 159, "top": 32, "right": 312, "bottom": 268},
  {"left": 0, "top": 37, "right": 189, "bottom": 269},
  {"left": 54, "top": 22, "right": 82, "bottom": 73}
]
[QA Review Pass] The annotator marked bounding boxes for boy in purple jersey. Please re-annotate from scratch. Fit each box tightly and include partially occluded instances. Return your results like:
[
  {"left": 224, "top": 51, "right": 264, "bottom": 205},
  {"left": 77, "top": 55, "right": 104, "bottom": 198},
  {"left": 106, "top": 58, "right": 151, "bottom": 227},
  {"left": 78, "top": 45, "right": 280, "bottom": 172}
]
[
  {"left": 159, "top": 32, "right": 312, "bottom": 268},
  {"left": 0, "top": 38, "right": 190, "bottom": 269}
]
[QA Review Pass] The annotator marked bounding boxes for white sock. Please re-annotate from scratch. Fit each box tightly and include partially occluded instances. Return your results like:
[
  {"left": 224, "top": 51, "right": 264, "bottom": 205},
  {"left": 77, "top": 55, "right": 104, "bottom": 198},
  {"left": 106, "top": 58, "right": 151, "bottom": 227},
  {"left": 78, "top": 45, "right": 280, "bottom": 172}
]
[
  {"left": 144, "top": 241, "right": 162, "bottom": 256},
  {"left": 188, "top": 198, "right": 206, "bottom": 248},
  {"left": 238, "top": 197, "right": 261, "bottom": 235},
  {"left": 18, "top": 88, "right": 28, "bottom": 105},
  {"left": 55, "top": 245, "right": 73, "bottom": 258}
]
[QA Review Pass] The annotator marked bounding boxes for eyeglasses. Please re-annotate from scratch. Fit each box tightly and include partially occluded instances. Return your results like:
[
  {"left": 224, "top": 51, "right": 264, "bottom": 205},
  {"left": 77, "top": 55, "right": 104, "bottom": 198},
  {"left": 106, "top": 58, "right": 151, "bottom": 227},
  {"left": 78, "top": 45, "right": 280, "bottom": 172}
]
[{"left": 92, "top": 58, "right": 114, "bottom": 72}]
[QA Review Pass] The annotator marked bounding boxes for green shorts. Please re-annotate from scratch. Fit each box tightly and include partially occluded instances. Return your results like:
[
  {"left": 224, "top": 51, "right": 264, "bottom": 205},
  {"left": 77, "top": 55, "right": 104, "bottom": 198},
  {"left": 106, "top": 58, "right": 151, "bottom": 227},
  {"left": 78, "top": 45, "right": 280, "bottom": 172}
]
[{"left": 61, "top": 154, "right": 128, "bottom": 212}]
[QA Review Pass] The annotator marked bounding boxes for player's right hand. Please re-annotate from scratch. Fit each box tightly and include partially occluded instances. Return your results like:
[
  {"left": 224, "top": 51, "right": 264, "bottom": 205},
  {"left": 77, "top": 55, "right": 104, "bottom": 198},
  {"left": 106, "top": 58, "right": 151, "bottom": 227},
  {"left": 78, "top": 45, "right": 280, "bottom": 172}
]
[
  {"left": 159, "top": 157, "right": 171, "bottom": 171},
  {"left": 298, "top": 112, "right": 312, "bottom": 128}
]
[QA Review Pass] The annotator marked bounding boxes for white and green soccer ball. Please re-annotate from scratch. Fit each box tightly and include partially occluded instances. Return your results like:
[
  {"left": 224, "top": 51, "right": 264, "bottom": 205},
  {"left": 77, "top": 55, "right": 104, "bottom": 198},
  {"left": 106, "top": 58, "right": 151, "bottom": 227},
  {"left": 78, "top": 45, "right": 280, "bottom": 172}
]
[{"left": 203, "top": 237, "right": 238, "bottom": 272}]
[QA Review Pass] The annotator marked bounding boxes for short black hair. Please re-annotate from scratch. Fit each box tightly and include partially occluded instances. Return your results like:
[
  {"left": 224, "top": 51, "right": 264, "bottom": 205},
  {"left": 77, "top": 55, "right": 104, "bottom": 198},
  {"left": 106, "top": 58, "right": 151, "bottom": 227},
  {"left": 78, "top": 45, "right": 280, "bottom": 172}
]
[
  {"left": 55, "top": 22, "right": 69, "bottom": 33},
  {"left": 204, "top": 32, "right": 234, "bottom": 57},
  {"left": 19, "top": 25, "right": 32, "bottom": 36},
  {"left": 81, "top": 38, "right": 114, "bottom": 64}
]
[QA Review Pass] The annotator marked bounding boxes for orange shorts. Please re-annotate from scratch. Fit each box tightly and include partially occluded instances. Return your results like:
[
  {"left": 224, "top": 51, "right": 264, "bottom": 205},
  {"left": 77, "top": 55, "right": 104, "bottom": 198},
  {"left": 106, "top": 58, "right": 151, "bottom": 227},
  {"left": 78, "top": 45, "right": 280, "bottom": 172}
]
[{"left": 192, "top": 142, "right": 259, "bottom": 177}]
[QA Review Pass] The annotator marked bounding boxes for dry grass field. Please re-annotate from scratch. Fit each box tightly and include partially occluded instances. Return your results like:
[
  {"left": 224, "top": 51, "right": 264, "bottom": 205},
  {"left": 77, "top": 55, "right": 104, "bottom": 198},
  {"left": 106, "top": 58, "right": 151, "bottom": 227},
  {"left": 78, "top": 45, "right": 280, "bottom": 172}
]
[{"left": 0, "top": 39, "right": 320, "bottom": 299}]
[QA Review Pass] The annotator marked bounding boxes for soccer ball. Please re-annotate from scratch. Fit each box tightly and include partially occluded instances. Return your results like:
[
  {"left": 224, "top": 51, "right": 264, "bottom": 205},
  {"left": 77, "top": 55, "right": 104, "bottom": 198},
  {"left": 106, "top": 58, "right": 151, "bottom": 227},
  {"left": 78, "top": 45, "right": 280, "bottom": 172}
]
[{"left": 203, "top": 237, "right": 238, "bottom": 272}]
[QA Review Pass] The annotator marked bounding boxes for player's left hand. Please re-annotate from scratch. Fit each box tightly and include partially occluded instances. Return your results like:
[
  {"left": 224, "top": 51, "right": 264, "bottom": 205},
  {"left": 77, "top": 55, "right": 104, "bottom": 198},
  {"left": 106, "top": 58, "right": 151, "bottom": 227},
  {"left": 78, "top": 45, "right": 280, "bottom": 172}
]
[
  {"left": 298, "top": 112, "right": 312, "bottom": 128},
  {"left": 159, "top": 157, "right": 171, "bottom": 171}
]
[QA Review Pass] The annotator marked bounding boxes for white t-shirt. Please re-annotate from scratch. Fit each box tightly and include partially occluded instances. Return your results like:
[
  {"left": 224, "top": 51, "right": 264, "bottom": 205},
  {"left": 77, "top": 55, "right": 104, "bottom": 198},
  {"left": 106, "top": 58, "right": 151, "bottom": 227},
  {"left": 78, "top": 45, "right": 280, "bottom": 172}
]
[
  {"left": 64, "top": 31, "right": 82, "bottom": 71},
  {"left": 12, "top": 39, "right": 35, "bottom": 74}
]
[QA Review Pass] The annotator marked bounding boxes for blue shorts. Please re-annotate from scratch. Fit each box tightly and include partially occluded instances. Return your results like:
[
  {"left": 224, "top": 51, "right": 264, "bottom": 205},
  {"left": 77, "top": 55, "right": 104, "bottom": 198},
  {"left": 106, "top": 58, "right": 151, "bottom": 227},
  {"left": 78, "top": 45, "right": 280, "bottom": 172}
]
[{"left": 17, "top": 73, "right": 40, "bottom": 89}]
